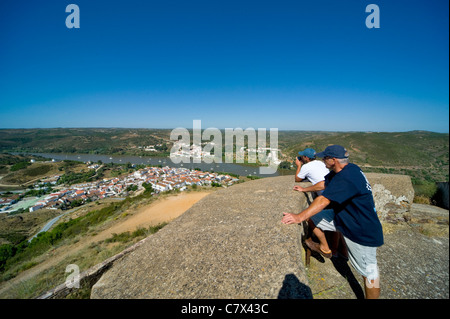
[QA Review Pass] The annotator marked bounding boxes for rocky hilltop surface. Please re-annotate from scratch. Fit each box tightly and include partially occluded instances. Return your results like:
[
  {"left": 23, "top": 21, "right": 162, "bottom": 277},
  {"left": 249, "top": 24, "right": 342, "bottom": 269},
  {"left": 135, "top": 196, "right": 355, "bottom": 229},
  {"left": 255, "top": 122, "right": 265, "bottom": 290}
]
[
  {"left": 91, "top": 175, "right": 311, "bottom": 299},
  {"left": 88, "top": 174, "right": 448, "bottom": 299}
]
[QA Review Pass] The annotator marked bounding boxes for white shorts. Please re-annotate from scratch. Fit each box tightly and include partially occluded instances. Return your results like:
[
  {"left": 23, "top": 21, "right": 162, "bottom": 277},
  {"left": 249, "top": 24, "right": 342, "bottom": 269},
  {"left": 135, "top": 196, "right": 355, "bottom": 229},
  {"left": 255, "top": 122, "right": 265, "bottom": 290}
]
[{"left": 310, "top": 209, "right": 379, "bottom": 280}]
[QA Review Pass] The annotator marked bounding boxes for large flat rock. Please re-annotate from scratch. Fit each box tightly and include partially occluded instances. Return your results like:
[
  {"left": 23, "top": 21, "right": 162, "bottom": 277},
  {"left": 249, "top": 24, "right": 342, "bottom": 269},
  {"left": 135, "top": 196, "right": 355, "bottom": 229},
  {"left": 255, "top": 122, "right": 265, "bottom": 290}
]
[
  {"left": 365, "top": 173, "right": 415, "bottom": 203},
  {"left": 366, "top": 173, "right": 415, "bottom": 221},
  {"left": 91, "top": 176, "right": 312, "bottom": 299}
]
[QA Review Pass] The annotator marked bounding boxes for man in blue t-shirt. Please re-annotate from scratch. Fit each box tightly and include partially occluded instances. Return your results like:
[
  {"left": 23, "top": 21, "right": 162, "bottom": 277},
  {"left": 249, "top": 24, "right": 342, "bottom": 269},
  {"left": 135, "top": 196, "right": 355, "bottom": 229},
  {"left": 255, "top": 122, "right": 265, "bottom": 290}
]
[{"left": 282, "top": 145, "right": 383, "bottom": 299}]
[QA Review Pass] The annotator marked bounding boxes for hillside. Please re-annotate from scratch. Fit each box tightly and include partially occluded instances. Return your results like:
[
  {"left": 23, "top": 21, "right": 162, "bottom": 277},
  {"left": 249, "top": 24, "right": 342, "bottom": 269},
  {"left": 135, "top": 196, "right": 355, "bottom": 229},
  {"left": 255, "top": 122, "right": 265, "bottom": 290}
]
[
  {"left": 0, "top": 128, "right": 448, "bottom": 183},
  {"left": 278, "top": 130, "right": 449, "bottom": 183},
  {"left": 0, "top": 128, "right": 171, "bottom": 156},
  {"left": 0, "top": 190, "right": 213, "bottom": 298}
]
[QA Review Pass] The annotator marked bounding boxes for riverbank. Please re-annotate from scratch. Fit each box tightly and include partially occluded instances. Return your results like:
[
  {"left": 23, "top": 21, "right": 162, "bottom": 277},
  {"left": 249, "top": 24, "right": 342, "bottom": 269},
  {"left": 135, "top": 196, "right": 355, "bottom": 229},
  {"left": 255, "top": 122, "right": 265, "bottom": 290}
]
[{"left": 20, "top": 152, "right": 281, "bottom": 178}]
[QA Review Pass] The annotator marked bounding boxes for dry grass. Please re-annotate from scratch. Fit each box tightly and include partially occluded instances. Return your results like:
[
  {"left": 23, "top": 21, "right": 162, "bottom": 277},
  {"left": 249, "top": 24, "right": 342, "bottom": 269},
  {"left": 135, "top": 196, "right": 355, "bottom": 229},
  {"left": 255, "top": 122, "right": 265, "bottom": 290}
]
[{"left": 413, "top": 195, "right": 432, "bottom": 205}]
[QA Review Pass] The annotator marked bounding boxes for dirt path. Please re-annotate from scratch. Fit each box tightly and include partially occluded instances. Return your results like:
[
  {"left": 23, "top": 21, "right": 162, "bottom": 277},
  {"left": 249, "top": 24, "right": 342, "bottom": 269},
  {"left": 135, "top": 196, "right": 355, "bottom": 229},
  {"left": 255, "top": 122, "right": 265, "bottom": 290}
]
[{"left": 0, "top": 191, "right": 212, "bottom": 297}]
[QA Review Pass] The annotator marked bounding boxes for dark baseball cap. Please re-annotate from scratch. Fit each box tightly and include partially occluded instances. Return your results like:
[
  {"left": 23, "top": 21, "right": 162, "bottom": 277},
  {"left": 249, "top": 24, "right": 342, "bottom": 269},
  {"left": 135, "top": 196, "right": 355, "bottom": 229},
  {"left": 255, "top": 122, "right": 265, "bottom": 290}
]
[
  {"left": 298, "top": 148, "right": 316, "bottom": 159},
  {"left": 316, "top": 145, "right": 349, "bottom": 159}
]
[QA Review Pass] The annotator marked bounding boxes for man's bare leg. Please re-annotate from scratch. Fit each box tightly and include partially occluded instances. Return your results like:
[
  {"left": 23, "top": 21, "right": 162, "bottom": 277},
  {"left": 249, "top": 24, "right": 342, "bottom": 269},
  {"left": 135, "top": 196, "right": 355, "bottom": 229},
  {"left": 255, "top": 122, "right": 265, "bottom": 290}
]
[
  {"left": 305, "top": 220, "right": 331, "bottom": 254},
  {"left": 327, "top": 231, "right": 341, "bottom": 257},
  {"left": 363, "top": 276, "right": 380, "bottom": 299}
]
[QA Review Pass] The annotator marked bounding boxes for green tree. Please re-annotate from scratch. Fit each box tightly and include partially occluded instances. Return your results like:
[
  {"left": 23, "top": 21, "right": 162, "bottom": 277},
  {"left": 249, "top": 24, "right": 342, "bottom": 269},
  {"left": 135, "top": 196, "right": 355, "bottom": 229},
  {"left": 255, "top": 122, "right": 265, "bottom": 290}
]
[
  {"left": 279, "top": 161, "right": 292, "bottom": 170},
  {"left": 0, "top": 244, "right": 15, "bottom": 271},
  {"left": 126, "top": 184, "right": 138, "bottom": 192},
  {"left": 142, "top": 182, "right": 154, "bottom": 194}
]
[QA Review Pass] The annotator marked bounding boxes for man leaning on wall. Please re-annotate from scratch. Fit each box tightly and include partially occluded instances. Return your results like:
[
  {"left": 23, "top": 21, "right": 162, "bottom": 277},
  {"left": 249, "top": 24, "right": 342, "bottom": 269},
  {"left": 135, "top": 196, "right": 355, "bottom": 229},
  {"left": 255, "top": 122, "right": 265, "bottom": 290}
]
[
  {"left": 282, "top": 145, "right": 384, "bottom": 299},
  {"left": 293, "top": 147, "right": 329, "bottom": 197}
]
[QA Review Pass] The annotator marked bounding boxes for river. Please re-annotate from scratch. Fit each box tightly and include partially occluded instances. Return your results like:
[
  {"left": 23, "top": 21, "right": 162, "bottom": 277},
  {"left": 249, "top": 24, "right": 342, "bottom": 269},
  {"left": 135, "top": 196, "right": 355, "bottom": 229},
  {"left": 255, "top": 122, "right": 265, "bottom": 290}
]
[{"left": 27, "top": 152, "right": 280, "bottom": 178}]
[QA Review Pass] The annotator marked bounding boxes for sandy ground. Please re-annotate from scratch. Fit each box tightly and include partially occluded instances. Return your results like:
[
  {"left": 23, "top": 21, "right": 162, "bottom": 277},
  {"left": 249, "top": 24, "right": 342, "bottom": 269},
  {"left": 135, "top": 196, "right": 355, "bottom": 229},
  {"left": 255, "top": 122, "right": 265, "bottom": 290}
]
[
  {"left": 93, "top": 191, "right": 211, "bottom": 242},
  {"left": 0, "top": 191, "right": 212, "bottom": 297}
]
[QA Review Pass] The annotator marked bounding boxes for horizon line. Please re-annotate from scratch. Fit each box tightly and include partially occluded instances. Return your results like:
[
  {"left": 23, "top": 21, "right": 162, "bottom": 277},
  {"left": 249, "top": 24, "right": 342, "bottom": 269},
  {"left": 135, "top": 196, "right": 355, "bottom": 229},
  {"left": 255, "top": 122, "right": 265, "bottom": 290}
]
[{"left": 0, "top": 127, "right": 448, "bottom": 134}]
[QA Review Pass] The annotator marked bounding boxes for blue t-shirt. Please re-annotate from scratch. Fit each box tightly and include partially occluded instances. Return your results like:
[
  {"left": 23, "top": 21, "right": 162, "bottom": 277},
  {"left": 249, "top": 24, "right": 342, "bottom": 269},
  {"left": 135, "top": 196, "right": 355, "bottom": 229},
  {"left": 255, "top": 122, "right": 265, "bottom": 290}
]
[{"left": 322, "top": 163, "right": 384, "bottom": 247}]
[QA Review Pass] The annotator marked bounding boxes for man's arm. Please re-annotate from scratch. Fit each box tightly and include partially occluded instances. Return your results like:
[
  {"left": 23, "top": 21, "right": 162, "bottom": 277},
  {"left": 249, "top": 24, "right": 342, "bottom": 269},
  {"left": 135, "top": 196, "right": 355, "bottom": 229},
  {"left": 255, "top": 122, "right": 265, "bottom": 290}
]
[
  {"left": 293, "top": 181, "right": 325, "bottom": 193},
  {"left": 281, "top": 195, "right": 331, "bottom": 224},
  {"left": 294, "top": 157, "right": 303, "bottom": 182}
]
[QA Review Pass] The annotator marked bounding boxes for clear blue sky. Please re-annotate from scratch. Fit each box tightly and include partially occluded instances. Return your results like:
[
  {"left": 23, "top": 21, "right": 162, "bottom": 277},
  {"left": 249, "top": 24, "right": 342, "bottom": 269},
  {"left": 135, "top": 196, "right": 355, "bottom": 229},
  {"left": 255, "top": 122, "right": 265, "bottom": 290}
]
[{"left": 0, "top": 0, "right": 448, "bottom": 132}]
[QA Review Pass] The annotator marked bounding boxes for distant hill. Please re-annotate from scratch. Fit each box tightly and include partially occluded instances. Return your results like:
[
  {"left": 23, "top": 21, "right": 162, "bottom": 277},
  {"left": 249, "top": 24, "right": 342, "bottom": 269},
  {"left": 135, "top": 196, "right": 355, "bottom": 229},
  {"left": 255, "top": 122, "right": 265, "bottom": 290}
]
[
  {"left": 278, "top": 130, "right": 449, "bottom": 183},
  {"left": 0, "top": 128, "right": 171, "bottom": 156},
  {"left": 0, "top": 128, "right": 448, "bottom": 183}
]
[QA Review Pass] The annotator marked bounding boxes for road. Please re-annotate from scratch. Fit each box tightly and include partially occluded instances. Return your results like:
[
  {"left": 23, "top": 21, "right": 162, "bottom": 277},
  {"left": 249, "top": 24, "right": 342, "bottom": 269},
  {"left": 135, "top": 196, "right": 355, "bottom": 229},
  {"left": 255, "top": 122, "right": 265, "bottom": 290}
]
[
  {"left": 28, "top": 206, "right": 82, "bottom": 242},
  {"left": 27, "top": 197, "right": 126, "bottom": 242}
]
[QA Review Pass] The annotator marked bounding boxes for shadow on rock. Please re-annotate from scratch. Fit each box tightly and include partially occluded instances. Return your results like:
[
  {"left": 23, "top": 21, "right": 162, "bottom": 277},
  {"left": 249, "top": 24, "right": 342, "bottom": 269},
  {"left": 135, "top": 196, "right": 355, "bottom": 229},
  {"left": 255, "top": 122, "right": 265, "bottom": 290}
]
[
  {"left": 278, "top": 274, "right": 313, "bottom": 299},
  {"left": 330, "top": 256, "right": 365, "bottom": 299}
]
